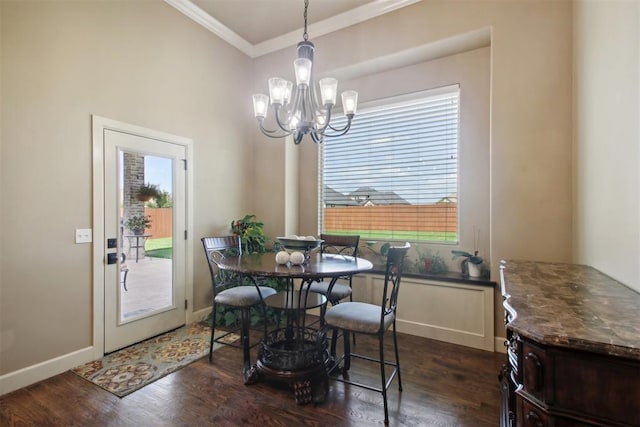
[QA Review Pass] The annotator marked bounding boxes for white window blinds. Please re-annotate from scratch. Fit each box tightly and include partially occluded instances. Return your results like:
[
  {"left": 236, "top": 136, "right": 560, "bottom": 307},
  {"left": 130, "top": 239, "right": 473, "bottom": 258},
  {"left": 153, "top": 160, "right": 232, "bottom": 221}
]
[{"left": 320, "top": 86, "right": 459, "bottom": 242}]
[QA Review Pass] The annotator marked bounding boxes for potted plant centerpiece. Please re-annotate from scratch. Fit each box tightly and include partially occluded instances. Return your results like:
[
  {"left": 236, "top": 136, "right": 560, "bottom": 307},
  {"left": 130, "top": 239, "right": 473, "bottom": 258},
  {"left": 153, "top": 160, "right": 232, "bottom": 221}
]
[
  {"left": 125, "top": 215, "right": 152, "bottom": 235},
  {"left": 452, "top": 249, "right": 484, "bottom": 278}
]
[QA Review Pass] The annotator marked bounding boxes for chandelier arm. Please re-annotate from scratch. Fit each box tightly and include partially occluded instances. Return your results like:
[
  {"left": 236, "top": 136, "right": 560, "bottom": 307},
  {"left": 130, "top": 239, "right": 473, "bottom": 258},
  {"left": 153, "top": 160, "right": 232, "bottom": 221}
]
[
  {"left": 321, "top": 118, "right": 353, "bottom": 138},
  {"left": 310, "top": 131, "right": 324, "bottom": 144},
  {"left": 273, "top": 106, "right": 294, "bottom": 133},
  {"left": 294, "top": 130, "right": 304, "bottom": 144},
  {"left": 314, "top": 105, "right": 333, "bottom": 134},
  {"left": 258, "top": 120, "right": 293, "bottom": 138},
  {"left": 326, "top": 115, "right": 353, "bottom": 133}
]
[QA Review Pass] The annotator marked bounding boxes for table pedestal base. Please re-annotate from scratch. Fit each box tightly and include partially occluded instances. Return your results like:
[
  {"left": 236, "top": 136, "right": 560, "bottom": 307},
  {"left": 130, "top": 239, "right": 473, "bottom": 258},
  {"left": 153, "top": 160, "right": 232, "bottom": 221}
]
[{"left": 245, "top": 327, "right": 330, "bottom": 404}]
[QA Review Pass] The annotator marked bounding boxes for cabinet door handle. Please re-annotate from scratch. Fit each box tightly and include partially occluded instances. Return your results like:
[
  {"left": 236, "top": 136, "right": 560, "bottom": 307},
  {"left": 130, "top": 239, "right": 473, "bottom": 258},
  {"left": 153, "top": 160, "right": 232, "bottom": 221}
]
[
  {"left": 525, "top": 352, "right": 543, "bottom": 392},
  {"left": 526, "top": 410, "right": 544, "bottom": 427}
]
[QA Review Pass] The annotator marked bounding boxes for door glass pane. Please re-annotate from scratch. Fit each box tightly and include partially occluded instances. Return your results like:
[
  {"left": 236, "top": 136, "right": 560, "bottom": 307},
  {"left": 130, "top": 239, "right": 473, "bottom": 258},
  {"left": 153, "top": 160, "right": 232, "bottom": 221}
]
[{"left": 118, "top": 150, "right": 174, "bottom": 323}]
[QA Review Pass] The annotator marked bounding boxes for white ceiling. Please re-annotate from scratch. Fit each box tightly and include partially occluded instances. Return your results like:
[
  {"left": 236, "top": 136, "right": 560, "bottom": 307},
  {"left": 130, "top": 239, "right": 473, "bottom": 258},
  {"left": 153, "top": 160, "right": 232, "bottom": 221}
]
[{"left": 164, "top": 0, "right": 421, "bottom": 57}]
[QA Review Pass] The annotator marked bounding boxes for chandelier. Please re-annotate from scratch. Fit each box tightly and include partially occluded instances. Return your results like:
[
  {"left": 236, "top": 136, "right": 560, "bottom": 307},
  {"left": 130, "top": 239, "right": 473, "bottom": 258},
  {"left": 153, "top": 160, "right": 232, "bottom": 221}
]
[{"left": 252, "top": 0, "right": 358, "bottom": 144}]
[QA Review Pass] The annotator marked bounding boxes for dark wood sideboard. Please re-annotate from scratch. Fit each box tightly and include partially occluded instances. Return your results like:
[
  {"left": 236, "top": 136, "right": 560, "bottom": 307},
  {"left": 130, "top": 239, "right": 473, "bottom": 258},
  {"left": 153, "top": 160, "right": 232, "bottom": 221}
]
[{"left": 499, "top": 260, "right": 640, "bottom": 427}]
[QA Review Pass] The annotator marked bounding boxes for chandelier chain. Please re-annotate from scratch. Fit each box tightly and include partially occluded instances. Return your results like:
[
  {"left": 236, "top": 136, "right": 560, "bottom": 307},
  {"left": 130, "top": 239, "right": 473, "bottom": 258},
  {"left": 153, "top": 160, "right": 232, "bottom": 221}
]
[{"left": 303, "top": 0, "right": 309, "bottom": 41}]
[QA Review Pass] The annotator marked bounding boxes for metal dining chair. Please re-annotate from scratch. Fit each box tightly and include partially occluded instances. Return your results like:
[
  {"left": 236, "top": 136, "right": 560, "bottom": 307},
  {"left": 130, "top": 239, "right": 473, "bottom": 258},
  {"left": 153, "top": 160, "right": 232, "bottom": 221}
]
[
  {"left": 300, "top": 234, "right": 360, "bottom": 351},
  {"left": 303, "top": 233, "right": 360, "bottom": 304},
  {"left": 324, "top": 242, "right": 410, "bottom": 426},
  {"left": 201, "top": 236, "right": 277, "bottom": 381}
]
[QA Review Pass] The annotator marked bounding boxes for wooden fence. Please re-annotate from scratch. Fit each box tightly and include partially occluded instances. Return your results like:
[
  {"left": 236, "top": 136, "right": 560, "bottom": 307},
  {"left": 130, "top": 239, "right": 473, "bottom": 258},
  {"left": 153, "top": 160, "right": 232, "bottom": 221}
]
[
  {"left": 144, "top": 208, "right": 172, "bottom": 238},
  {"left": 324, "top": 204, "right": 457, "bottom": 232},
  {"left": 141, "top": 204, "right": 456, "bottom": 239}
]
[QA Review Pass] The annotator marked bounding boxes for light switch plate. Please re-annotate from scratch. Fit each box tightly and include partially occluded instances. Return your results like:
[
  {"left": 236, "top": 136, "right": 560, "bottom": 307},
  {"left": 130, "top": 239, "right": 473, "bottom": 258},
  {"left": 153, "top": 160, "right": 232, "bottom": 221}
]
[{"left": 75, "top": 228, "right": 92, "bottom": 244}]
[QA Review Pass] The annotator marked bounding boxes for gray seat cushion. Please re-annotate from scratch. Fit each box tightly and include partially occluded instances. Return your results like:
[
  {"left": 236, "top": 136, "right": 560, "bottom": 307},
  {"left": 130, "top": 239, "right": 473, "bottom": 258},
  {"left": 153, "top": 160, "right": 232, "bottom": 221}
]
[
  {"left": 215, "top": 286, "right": 276, "bottom": 307},
  {"left": 324, "top": 302, "right": 394, "bottom": 335},
  {"left": 306, "top": 280, "right": 352, "bottom": 301}
]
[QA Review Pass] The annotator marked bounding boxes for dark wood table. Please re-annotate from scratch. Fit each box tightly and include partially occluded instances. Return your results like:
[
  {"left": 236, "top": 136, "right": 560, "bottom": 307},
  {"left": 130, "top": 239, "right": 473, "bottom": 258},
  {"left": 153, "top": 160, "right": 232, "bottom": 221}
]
[{"left": 216, "top": 252, "right": 373, "bottom": 403}]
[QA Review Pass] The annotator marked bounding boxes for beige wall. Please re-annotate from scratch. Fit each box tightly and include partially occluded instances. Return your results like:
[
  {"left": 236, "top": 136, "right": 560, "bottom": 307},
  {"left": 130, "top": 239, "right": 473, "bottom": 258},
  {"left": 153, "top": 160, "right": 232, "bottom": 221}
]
[
  {"left": 573, "top": 0, "right": 640, "bottom": 292},
  {"left": 0, "top": 1, "right": 253, "bottom": 375},
  {"left": 251, "top": 0, "right": 573, "bottom": 337}
]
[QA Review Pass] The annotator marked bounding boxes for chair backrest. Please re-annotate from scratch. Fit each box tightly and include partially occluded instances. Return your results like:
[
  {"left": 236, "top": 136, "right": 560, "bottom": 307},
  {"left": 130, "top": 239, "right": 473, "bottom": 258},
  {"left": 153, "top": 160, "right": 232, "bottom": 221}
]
[
  {"left": 201, "top": 236, "right": 242, "bottom": 295},
  {"left": 380, "top": 242, "right": 411, "bottom": 323},
  {"left": 320, "top": 234, "right": 360, "bottom": 257}
]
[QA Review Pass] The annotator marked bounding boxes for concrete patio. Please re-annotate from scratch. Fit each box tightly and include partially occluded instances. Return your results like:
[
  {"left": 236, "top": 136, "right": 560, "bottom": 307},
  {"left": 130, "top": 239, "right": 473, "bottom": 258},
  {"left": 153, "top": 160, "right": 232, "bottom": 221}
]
[{"left": 120, "top": 249, "right": 173, "bottom": 320}]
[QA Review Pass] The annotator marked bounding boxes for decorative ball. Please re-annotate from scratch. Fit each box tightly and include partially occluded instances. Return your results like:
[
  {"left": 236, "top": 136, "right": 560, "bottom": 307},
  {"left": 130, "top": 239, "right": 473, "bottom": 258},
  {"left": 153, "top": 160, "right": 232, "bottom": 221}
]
[
  {"left": 289, "top": 251, "right": 305, "bottom": 265},
  {"left": 275, "top": 251, "right": 290, "bottom": 265}
]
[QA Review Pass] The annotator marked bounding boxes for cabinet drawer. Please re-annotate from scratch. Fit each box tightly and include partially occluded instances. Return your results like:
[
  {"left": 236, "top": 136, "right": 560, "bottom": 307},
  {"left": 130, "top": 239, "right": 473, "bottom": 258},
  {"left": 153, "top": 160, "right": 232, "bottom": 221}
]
[
  {"left": 518, "top": 396, "right": 597, "bottom": 427},
  {"left": 553, "top": 351, "right": 640, "bottom": 426},
  {"left": 518, "top": 397, "right": 550, "bottom": 427},
  {"left": 521, "top": 341, "right": 548, "bottom": 402}
]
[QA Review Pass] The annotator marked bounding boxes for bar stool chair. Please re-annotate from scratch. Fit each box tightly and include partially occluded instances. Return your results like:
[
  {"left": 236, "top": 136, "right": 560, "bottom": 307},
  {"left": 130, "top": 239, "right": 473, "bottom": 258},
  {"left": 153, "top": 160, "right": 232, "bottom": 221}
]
[
  {"left": 301, "top": 234, "right": 360, "bottom": 351},
  {"left": 202, "top": 236, "right": 277, "bottom": 382},
  {"left": 304, "top": 234, "right": 360, "bottom": 304},
  {"left": 324, "top": 242, "right": 410, "bottom": 425}
]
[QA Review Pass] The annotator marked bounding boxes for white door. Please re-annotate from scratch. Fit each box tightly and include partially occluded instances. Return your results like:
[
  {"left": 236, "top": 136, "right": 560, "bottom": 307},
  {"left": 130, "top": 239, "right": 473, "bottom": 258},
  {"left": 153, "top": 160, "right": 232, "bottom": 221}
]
[{"left": 103, "top": 129, "right": 187, "bottom": 353}]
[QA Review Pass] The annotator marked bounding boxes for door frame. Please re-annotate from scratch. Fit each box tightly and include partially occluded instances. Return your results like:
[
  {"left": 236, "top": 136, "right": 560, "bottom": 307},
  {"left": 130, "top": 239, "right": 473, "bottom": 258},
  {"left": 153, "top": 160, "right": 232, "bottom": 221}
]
[{"left": 91, "top": 115, "right": 194, "bottom": 359}]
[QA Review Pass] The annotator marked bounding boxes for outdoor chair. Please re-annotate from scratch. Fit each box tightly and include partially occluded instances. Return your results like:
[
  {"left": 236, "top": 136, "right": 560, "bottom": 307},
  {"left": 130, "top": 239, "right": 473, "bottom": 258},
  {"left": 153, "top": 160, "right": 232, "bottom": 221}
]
[
  {"left": 120, "top": 253, "right": 129, "bottom": 291},
  {"left": 201, "top": 236, "right": 276, "bottom": 381},
  {"left": 324, "top": 242, "right": 410, "bottom": 426}
]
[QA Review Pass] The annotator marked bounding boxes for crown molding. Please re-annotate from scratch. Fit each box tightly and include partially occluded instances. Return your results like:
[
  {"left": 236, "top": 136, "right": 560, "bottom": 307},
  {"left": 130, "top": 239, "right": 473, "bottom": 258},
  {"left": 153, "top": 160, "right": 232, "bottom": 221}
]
[
  {"left": 252, "top": 0, "right": 421, "bottom": 57},
  {"left": 164, "top": 0, "right": 254, "bottom": 56},
  {"left": 165, "top": 0, "right": 421, "bottom": 58}
]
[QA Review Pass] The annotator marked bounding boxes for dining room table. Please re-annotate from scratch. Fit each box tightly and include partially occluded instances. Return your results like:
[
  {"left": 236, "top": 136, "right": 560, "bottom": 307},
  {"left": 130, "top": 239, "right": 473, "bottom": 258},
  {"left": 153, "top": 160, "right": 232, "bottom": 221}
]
[{"left": 215, "top": 250, "right": 373, "bottom": 404}]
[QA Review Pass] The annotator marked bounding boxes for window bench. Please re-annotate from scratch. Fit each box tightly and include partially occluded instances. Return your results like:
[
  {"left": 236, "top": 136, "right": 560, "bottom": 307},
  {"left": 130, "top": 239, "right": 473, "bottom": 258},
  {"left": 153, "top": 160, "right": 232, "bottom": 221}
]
[{"left": 351, "top": 270, "right": 496, "bottom": 351}]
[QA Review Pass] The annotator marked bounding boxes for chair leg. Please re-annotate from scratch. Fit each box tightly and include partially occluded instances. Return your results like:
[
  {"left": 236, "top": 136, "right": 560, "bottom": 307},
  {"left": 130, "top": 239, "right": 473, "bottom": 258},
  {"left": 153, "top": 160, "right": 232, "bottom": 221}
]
[
  {"left": 343, "top": 330, "right": 351, "bottom": 371},
  {"left": 209, "top": 302, "right": 218, "bottom": 363},
  {"left": 330, "top": 327, "right": 339, "bottom": 356},
  {"left": 393, "top": 320, "right": 402, "bottom": 392},
  {"left": 241, "top": 308, "right": 251, "bottom": 371},
  {"left": 348, "top": 293, "right": 357, "bottom": 347},
  {"left": 379, "top": 332, "right": 389, "bottom": 425}
]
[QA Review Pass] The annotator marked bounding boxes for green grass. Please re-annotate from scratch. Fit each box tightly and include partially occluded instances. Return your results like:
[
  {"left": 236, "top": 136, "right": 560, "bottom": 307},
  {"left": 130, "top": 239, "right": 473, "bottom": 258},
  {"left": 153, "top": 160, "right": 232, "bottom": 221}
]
[{"left": 145, "top": 237, "right": 173, "bottom": 259}]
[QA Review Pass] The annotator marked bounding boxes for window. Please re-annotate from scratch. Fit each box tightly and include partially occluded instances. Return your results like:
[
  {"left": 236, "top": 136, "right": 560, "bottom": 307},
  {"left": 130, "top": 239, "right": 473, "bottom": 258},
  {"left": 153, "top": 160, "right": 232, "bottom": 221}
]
[{"left": 320, "top": 85, "right": 459, "bottom": 242}]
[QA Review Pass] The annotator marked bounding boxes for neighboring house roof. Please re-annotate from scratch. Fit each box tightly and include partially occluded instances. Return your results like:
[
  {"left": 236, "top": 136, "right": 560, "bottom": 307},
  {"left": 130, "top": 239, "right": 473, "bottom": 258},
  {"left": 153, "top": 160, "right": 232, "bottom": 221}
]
[
  {"left": 349, "top": 186, "right": 410, "bottom": 206},
  {"left": 437, "top": 193, "right": 458, "bottom": 204},
  {"left": 324, "top": 186, "right": 359, "bottom": 206}
]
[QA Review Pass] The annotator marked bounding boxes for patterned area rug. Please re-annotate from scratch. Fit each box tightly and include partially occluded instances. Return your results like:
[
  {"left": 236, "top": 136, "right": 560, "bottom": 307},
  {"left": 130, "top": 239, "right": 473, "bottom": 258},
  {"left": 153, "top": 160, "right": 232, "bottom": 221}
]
[{"left": 71, "top": 322, "right": 239, "bottom": 397}]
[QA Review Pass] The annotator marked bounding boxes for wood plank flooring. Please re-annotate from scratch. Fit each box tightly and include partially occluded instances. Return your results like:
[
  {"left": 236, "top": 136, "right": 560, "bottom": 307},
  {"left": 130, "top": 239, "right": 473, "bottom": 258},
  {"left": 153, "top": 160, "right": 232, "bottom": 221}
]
[{"left": 1, "top": 330, "right": 504, "bottom": 426}]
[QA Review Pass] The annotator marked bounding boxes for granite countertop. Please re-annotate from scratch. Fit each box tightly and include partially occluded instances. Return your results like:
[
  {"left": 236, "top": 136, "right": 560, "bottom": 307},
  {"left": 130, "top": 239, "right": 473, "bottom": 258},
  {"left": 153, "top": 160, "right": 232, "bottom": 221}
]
[{"left": 500, "top": 260, "right": 640, "bottom": 361}]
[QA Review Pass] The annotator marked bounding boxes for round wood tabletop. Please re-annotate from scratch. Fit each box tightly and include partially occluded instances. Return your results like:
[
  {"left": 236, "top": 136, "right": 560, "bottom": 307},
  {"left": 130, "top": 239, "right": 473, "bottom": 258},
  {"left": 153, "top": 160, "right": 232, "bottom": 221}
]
[{"left": 216, "top": 252, "right": 373, "bottom": 279}]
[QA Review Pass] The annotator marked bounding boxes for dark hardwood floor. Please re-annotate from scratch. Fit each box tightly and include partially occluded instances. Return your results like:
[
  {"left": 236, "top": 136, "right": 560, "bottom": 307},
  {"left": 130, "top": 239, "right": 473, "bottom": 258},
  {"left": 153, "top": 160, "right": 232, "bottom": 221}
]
[{"left": 1, "top": 330, "right": 504, "bottom": 426}]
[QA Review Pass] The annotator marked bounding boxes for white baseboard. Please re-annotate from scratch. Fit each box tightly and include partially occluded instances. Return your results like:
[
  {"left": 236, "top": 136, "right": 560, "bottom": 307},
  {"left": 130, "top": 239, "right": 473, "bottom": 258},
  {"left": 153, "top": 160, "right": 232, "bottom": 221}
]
[
  {"left": 495, "top": 336, "right": 507, "bottom": 353},
  {"left": 0, "top": 346, "right": 94, "bottom": 396},
  {"left": 188, "top": 307, "right": 211, "bottom": 323}
]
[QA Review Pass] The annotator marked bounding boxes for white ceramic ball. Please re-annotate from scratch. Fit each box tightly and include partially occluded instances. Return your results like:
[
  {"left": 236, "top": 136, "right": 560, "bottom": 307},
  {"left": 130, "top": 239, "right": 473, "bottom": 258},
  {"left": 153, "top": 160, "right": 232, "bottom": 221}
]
[
  {"left": 275, "top": 251, "right": 290, "bottom": 265},
  {"left": 289, "top": 251, "right": 305, "bottom": 265}
]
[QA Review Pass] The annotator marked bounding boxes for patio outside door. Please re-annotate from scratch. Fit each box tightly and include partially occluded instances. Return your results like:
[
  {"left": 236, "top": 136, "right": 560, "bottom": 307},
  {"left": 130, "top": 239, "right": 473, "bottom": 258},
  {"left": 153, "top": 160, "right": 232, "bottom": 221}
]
[{"left": 103, "top": 129, "right": 187, "bottom": 353}]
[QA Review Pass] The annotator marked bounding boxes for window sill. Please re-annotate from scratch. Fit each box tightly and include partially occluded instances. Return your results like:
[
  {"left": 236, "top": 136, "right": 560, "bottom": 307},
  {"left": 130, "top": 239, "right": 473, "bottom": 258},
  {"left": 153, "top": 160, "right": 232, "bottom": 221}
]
[{"left": 367, "top": 265, "right": 496, "bottom": 288}]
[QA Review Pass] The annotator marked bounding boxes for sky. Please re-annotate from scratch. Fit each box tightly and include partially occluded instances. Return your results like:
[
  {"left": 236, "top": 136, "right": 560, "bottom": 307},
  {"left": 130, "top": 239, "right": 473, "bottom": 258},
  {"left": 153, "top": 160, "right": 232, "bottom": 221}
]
[
  {"left": 144, "top": 155, "right": 172, "bottom": 192},
  {"left": 118, "top": 152, "right": 173, "bottom": 193}
]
